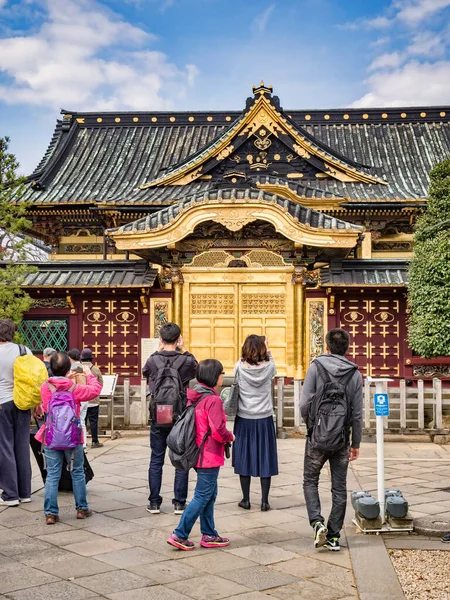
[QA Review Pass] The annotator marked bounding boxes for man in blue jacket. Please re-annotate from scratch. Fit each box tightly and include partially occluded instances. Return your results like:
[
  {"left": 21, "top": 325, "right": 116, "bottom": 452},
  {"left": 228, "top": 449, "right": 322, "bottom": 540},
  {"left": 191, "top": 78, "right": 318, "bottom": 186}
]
[{"left": 300, "top": 328, "right": 363, "bottom": 552}]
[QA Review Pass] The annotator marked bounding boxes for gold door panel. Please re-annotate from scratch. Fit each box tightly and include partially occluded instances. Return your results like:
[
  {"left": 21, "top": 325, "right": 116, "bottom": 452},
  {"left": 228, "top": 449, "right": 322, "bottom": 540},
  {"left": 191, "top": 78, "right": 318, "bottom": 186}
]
[{"left": 184, "top": 275, "right": 294, "bottom": 376}]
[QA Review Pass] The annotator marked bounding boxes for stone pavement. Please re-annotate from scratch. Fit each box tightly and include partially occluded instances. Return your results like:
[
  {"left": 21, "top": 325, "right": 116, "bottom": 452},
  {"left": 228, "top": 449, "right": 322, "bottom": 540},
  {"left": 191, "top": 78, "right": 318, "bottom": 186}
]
[{"left": 0, "top": 437, "right": 449, "bottom": 600}]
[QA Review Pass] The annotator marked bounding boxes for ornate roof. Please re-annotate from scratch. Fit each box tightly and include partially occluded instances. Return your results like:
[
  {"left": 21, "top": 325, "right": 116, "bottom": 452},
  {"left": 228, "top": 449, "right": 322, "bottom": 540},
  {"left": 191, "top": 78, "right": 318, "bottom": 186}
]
[
  {"left": 111, "top": 187, "right": 362, "bottom": 234},
  {"left": 22, "top": 83, "right": 450, "bottom": 207},
  {"left": 321, "top": 259, "right": 409, "bottom": 286},
  {"left": 18, "top": 260, "right": 157, "bottom": 288}
]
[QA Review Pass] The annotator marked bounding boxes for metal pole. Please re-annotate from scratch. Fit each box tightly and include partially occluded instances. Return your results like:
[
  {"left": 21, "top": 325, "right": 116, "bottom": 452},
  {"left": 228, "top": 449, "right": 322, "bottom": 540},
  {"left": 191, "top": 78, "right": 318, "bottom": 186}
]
[{"left": 374, "top": 380, "right": 386, "bottom": 523}]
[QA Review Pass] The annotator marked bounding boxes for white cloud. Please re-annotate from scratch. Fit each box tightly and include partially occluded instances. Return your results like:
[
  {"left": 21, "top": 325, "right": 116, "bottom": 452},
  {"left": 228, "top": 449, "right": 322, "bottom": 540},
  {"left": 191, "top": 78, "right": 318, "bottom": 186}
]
[
  {"left": 371, "top": 36, "right": 391, "bottom": 47},
  {"left": 395, "top": 0, "right": 450, "bottom": 24},
  {"left": 252, "top": 4, "right": 276, "bottom": 35},
  {"left": 353, "top": 60, "right": 450, "bottom": 106},
  {"left": 368, "top": 52, "right": 402, "bottom": 71},
  {"left": 0, "top": 0, "right": 198, "bottom": 111},
  {"left": 407, "top": 29, "right": 449, "bottom": 56}
]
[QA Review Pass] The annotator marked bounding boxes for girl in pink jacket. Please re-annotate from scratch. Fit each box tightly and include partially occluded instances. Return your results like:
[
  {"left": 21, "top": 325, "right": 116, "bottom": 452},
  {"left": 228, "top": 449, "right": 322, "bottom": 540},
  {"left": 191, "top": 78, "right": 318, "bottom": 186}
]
[
  {"left": 168, "top": 359, "right": 234, "bottom": 551},
  {"left": 37, "top": 352, "right": 102, "bottom": 524}
]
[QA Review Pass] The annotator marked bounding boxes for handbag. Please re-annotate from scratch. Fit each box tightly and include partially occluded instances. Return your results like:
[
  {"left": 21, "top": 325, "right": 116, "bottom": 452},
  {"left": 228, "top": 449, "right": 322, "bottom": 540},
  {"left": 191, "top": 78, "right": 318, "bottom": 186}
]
[{"left": 223, "top": 369, "right": 240, "bottom": 417}]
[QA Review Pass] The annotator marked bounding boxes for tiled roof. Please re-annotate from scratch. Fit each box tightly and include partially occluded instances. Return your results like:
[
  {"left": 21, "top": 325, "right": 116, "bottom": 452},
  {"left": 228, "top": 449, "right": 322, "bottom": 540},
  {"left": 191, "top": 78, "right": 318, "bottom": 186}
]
[
  {"left": 14, "top": 260, "right": 157, "bottom": 288},
  {"left": 321, "top": 259, "right": 409, "bottom": 286},
  {"left": 22, "top": 102, "right": 450, "bottom": 206},
  {"left": 111, "top": 188, "right": 363, "bottom": 234}
]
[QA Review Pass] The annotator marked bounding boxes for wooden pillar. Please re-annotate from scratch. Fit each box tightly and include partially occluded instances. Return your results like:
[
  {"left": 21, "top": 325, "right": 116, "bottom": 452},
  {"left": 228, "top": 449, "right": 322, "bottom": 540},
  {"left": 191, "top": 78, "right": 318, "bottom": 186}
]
[{"left": 292, "top": 267, "right": 307, "bottom": 379}]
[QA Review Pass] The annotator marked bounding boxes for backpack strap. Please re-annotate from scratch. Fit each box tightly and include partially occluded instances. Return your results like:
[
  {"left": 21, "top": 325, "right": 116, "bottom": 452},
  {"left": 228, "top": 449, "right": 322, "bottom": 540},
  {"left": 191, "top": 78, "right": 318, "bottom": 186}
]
[
  {"left": 69, "top": 383, "right": 76, "bottom": 392},
  {"left": 17, "top": 343, "right": 27, "bottom": 356},
  {"left": 314, "top": 360, "right": 331, "bottom": 384},
  {"left": 46, "top": 382, "right": 56, "bottom": 393}
]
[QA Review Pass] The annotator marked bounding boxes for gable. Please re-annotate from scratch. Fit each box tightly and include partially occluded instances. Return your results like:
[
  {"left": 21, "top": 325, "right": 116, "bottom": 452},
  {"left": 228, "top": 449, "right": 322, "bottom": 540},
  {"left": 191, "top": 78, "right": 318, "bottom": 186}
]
[{"left": 140, "top": 83, "right": 386, "bottom": 189}]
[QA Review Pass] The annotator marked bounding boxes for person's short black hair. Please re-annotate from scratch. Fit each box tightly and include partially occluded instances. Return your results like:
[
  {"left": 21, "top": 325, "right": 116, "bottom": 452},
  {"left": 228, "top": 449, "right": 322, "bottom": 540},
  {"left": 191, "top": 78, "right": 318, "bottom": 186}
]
[
  {"left": 159, "top": 322, "right": 181, "bottom": 344},
  {"left": 196, "top": 359, "right": 223, "bottom": 388},
  {"left": 50, "top": 352, "right": 72, "bottom": 377},
  {"left": 0, "top": 319, "right": 16, "bottom": 342},
  {"left": 326, "top": 328, "right": 350, "bottom": 356},
  {"left": 67, "top": 348, "right": 81, "bottom": 361}
]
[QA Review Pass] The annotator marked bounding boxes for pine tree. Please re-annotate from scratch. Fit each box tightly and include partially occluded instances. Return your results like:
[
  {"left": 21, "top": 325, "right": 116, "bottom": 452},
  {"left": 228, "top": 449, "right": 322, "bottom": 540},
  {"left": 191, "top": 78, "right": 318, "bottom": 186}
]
[
  {"left": 408, "top": 159, "right": 450, "bottom": 357},
  {"left": 0, "top": 136, "right": 35, "bottom": 323}
]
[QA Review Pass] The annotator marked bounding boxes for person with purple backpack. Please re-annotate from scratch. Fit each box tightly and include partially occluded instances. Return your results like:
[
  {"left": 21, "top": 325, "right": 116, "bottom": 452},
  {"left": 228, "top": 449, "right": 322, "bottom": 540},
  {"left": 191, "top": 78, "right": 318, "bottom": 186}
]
[{"left": 35, "top": 352, "right": 102, "bottom": 524}]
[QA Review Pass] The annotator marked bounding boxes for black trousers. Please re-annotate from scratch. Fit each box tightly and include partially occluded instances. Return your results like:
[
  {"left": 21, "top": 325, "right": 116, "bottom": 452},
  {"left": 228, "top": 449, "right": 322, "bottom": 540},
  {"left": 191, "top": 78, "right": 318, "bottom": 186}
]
[
  {"left": 303, "top": 439, "right": 350, "bottom": 539},
  {"left": 86, "top": 406, "right": 100, "bottom": 444},
  {"left": 0, "top": 401, "right": 32, "bottom": 501}
]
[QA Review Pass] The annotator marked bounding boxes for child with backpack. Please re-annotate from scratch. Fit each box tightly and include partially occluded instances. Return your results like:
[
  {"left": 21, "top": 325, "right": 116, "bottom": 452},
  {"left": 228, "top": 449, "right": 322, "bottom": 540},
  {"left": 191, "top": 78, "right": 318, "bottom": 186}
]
[
  {"left": 167, "top": 359, "right": 234, "bottom": 551},
  {"left": 35, "top": 352, "right": 102, "bottom": 524}
]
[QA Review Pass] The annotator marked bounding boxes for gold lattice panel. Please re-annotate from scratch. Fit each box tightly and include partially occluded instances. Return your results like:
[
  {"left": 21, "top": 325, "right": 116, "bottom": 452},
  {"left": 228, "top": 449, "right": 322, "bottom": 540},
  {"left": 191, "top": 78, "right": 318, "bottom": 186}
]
[
  {"left": 191, "top": 294, "right": 235, "bottom": 315},
  {"left": 241, "top": 293, "right": 286, "bottom": 314},
  {"left": 191, "top": 251, "right": 232, "bottom": 268},
  {"left": 245, "top": 249, "right": 286, "bottom": 267}
]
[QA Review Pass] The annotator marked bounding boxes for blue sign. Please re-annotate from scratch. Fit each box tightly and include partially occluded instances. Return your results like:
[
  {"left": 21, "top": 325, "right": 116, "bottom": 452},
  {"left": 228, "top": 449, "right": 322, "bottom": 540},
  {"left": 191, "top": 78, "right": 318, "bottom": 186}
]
[{"left": 374, "top": 393, "right": 390, "bottom": 417}]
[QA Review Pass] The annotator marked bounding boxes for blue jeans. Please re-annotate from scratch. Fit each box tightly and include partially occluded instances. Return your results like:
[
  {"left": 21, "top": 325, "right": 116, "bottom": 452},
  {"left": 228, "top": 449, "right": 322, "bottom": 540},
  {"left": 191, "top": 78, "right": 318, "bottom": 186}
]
[
  {"left": 174, "top": 468, "right": 219, "bottom": 539},
  {"left": 149, "top": 423, "right": 189, "bottom": 505},
  {"left": 44, "top": 444, "right": 88, "bottom": 516}
]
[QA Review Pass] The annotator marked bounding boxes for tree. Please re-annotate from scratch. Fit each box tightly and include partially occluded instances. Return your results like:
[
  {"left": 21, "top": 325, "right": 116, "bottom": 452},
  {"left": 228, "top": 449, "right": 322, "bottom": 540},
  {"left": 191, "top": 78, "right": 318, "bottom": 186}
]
[
  {"left": 408, "top": 159, "right": 450, "bottom": 357},
  {"left": 0, "top": 136, "right": 35, "bottom": 324}
]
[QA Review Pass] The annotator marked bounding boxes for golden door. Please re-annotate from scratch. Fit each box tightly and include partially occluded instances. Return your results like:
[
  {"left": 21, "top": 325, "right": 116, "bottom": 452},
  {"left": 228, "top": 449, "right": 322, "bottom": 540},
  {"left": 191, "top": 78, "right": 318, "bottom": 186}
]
[{"left": 185, "top": 280, "right": 291, "bottom": 375}]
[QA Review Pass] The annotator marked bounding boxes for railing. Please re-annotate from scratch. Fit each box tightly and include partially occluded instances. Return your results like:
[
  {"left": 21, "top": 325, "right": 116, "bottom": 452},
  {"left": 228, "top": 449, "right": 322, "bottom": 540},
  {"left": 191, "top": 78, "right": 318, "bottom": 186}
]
[{"left": 275, "top": 378, "right": 450, "bottom": 433}]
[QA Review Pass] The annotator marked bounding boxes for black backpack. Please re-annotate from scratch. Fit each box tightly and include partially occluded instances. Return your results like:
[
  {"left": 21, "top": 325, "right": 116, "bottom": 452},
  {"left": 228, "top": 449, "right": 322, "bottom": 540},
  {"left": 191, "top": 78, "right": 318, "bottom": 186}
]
[
  {"left": 149, "top": 354, "right": 188, "bottom": 428},
  {"left": 167, "top": 393, "right": 211, "bottom": 471},
  {"left": 307, "top": 361, "right": 357, "bottom": 453}
]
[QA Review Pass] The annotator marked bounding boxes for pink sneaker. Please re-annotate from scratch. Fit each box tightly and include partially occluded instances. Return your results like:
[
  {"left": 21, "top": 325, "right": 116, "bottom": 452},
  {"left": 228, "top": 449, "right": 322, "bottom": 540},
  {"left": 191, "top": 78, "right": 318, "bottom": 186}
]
[
  {"left": 200, "top": 535, "right": 230, "bottom": 548},
  {"left": 167, "top": 534, "right": 195, "bottom": 551}
]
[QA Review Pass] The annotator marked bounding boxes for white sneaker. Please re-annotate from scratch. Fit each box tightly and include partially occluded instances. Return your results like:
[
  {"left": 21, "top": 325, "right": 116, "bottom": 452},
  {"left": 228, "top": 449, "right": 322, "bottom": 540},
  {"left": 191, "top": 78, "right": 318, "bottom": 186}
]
[
  {"left": 0, "top": 498, "right": 20, "bottom": 507},
  {"left": 19, "top": 498, "right": 32, "bottom": 503}
]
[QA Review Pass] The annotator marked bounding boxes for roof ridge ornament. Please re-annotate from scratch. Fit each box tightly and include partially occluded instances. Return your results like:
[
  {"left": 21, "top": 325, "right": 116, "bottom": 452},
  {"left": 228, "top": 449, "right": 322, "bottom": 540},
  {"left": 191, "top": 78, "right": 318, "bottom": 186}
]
[{"left": 252, "top": 82, "right": 273, "bottom": 97}]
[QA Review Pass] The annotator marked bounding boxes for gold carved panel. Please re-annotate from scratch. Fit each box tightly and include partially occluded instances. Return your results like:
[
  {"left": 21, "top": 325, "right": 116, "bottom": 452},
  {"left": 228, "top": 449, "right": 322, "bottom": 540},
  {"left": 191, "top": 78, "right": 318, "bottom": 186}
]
[
  {"left": 191, "top": 294, "right": 235, "bottom": 315},
  {"left": 306, "top": 298, "right": 328, "bottom": 363},
  {"left": 241, "top": 293, "right": 286, "bottom": 315}
]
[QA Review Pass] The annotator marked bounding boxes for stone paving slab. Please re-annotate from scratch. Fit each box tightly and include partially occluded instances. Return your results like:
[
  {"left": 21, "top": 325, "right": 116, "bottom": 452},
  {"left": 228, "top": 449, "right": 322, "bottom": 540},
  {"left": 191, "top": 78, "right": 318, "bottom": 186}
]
[
  {"left": 166, "top": 573, "right": 252, "bottom": 599},
  {"left": 2, "top": 437, "right": 450, "bottom": 600},
  {"left": 6, "top": 581, "right": 99, "bottom": 600}
]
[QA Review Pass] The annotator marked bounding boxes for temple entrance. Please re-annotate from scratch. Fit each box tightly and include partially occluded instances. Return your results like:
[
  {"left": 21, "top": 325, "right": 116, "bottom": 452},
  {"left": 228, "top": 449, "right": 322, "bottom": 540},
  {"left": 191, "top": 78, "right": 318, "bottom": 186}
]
[
  {"left": 181, "top": 250, "right": 295, "bottom": 375},
  {"left": 187, "top": 282, "right": 290, "bottom": 374}
]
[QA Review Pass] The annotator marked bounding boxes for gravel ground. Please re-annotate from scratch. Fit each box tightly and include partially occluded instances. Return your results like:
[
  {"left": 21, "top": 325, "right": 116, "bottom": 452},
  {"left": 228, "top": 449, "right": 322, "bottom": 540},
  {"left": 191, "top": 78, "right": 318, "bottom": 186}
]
[{"left": 390, "top": 549, "right": 450, "bottom": 600}]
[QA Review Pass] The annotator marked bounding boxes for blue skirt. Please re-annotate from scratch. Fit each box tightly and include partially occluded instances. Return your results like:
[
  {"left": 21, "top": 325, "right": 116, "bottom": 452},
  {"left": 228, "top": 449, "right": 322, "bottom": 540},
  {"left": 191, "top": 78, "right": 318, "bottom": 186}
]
[{"left": 232, "top": 416, "right": 279, "bottom": 478}]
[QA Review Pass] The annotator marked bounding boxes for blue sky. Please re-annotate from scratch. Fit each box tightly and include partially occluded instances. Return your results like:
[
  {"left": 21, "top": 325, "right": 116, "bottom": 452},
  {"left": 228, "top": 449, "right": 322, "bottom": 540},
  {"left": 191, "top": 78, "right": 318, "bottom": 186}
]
[{"left": 1, "top": 0, "right": 450, "bottom": 174}]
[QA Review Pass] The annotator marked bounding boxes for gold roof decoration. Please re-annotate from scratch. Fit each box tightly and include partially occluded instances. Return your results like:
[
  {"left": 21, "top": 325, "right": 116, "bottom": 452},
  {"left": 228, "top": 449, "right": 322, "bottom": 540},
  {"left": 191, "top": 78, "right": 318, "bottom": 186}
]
[{"left": 139, "top": 86, "right": 387, "bottom": 190}]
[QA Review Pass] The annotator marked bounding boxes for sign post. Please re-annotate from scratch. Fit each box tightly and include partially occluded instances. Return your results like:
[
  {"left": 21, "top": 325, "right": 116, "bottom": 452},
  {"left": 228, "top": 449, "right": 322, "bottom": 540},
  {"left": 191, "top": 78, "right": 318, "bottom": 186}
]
[{"left": 368, "top": 377, "right": 393, "bottom": 523}]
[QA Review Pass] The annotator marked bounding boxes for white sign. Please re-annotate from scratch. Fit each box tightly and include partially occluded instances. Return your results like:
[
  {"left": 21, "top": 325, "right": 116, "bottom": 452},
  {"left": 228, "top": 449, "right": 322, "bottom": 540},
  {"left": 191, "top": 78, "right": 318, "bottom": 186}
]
[{"left": 141, "top": 338, "right": 159, "bottom": 369}]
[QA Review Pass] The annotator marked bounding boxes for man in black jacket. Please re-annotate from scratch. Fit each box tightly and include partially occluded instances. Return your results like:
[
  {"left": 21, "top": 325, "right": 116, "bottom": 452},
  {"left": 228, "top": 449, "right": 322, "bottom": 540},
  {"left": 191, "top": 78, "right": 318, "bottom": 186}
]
[
  {"left": 300, "top": 328, "right": 363, "bottom": 552},
  {"left": 143, "top": 322, "right": 198, "bottom": 515}
]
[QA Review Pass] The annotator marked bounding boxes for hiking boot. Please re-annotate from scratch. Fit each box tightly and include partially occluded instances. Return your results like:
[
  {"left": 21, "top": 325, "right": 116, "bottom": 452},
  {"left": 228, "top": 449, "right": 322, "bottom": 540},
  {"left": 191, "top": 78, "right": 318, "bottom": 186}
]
[
  {"left": 45, "top": 514, "right": 59, "bottom": 525},
  {"left": 238, "top": 500, "right": 251, "bottom": 510},
  {"left": 442, "top": 532, "right": 450, "bottom": 543},
  {"left": 313, "top": 521, "right": 327, "bottom": 548},
  {"left": 76, "top": 508, "right": 93, "bottom": 520},
  {"left": 174, "top": 503, "right": 186, "bottom": 515},
  {"left": 167, "top": 534, "right": 195, "bottom": 551},
  {"left": 0, "top": 498, "right": 19, "bottom": 507},
  {"left": 324, "top": 537, "right": 341, "bottom": 551},
  {"left": 91, "top": 442, "right": 104, "bottom": 449},
  {"left": 147, "top": 503, "right": 161, "bottom": 514},
  {"left": 200, "top": 535, "right": 230, "bottom": 548}
]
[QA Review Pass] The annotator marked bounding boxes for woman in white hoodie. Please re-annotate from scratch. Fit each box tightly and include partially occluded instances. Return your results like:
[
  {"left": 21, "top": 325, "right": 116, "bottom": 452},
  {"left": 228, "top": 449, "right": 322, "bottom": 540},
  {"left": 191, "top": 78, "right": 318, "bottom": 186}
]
[{"left": 232, "top": 335, "right": 278, "bottom": 511}]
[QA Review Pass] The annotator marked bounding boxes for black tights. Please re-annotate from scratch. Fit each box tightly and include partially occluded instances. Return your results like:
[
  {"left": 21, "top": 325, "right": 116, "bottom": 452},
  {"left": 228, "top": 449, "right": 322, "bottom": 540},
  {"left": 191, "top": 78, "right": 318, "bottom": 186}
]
[{"left": 239, "top": 475, "right": 271, "bottom": 504}]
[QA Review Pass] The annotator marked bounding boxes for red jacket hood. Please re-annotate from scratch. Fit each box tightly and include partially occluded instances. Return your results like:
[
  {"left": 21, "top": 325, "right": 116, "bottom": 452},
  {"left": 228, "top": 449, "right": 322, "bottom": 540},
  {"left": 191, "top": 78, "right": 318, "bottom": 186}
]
[
  {"left": 187, "top": 386, "right": 216, "bottom": 403},
  {"left": 46, "top": 377, "right": 76, "bottom": 390}
]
